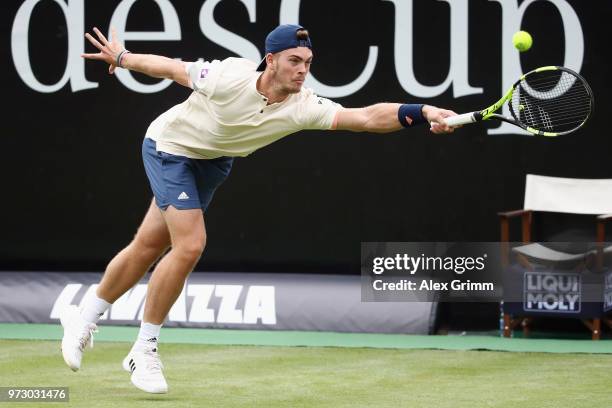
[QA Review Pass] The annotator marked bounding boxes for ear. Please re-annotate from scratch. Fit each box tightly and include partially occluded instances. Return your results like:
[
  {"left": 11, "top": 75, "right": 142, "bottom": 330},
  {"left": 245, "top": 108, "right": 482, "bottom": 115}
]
[{"left": 265, "top": 53, "right": 275, "bottom": 71}]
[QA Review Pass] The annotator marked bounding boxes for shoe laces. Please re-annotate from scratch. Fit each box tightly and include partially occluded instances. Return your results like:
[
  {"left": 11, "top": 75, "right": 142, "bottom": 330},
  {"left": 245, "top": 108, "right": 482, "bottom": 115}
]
[
  {"left": 77, "top": 323, "right": 98, "bottom": 352},
  {"left": 143, "top": 348, "right": 164, "bottom": 373}
]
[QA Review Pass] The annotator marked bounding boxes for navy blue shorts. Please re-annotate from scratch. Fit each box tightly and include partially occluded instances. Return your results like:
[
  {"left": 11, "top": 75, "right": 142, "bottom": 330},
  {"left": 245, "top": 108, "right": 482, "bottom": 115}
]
[{"left": 142, "top": 138, "right": 233, "bottom": 212}]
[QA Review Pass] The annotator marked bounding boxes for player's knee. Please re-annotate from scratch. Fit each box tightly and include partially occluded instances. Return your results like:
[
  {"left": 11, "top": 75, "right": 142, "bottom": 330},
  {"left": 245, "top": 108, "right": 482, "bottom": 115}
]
[
  {"left": 175, "top": 235, "right": 206, "bottom": 263},
  {"left": 132, "top": 229, "right": 170, "bottom": 258}
]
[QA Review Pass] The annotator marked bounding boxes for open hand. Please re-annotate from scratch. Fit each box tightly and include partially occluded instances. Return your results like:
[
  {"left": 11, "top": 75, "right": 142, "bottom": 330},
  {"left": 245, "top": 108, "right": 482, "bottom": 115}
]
[{"left": 81, "top": 27, "right": 125, "bottom": 75}]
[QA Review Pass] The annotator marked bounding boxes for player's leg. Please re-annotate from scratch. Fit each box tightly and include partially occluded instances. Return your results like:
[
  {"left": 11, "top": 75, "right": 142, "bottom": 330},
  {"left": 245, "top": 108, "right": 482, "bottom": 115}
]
[
  {"left": 60, "top": 198, "right": 171, "bottom": 371},
  {"left": 124, "top": 206, "right": 205, "bottom": 394},
  {"left": 124, "top": 151, "right": 233, "bottom": 394},
  {"left": 143, "top": 206, "right": 205, "bottom": 324}
]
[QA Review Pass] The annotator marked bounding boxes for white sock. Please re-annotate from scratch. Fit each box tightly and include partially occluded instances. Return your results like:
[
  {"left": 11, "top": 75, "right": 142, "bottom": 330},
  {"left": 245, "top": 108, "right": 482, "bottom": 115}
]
[
  {"left": 80, "top": 294, "right": 111, "bottom": 324},
  {"left": 132, "top": 322, "right": 162, "bottom": 351}
]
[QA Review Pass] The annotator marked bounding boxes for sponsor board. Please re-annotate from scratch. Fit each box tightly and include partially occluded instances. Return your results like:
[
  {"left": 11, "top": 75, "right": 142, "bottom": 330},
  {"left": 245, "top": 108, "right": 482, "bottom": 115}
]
[
  {"left": 523, "top": 272, "right": 581, "bottom": 313},
  {"left": 50, "top": 283, "right": 277, "bottom": 325},
  {"left": 0, "top": 272, "right": 435, "bottom": 334}
]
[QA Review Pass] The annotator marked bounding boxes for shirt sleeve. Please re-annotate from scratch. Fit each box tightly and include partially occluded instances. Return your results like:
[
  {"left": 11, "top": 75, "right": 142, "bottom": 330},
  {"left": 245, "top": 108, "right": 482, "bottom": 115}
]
[
  {"left": 298, "top": 91, "right": 343, "bottom": 130},
  {"left": 186, "top": 59, "right": 222, "bottom": 96}
]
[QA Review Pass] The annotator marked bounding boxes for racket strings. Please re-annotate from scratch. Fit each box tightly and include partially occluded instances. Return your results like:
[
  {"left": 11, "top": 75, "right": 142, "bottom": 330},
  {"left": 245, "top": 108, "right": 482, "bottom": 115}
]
[
  {"left": 511, "top": 70, "right": 592, "bottom": 133},
  {"left": 524, "top": 101, "right": 591, "bottom": 115}
]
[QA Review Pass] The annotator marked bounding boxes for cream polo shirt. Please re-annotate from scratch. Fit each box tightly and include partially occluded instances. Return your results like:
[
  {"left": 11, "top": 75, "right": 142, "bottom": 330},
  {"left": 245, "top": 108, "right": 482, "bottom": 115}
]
[{"left": 145, "top": 57, "right": 342, "bottom": 159}]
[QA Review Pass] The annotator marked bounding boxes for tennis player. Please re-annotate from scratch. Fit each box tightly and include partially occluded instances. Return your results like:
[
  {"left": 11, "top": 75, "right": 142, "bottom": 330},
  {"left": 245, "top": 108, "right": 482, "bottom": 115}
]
[{"left": 60, "top": 24, "right": 457, "bottom": 394}]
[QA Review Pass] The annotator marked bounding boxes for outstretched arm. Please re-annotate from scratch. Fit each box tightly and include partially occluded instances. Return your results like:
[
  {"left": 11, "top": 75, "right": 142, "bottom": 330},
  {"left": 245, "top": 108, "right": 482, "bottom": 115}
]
[
  {"left": 81, "top": 27, "right": 190, "bottom": 88},
  {"left": 335, "top": 103, "right": 457, "bottom": 134}
]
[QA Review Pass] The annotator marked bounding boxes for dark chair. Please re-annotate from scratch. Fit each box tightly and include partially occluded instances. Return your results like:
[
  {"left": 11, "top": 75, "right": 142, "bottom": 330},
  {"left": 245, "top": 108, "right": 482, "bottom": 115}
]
[{"left": 499, "top": 174, "right": 612, "bottom": 340}]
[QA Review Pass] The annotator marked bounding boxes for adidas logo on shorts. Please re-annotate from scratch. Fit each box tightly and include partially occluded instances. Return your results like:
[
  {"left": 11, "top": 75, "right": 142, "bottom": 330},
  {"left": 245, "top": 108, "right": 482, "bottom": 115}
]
[{"left": 178, "top": 192, "right": 190, "bottom": 200}]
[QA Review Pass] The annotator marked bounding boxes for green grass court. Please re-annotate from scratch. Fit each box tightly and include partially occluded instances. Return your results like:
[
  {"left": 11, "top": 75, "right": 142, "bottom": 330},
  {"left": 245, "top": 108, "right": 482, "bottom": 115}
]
[{"left": 2, "top": 324, "right": 612, "bottom": 407}]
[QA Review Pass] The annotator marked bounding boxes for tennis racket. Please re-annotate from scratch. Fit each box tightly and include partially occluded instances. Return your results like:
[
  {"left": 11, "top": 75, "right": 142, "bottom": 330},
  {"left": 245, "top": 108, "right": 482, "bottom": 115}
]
[{"left": 443, "top": 66, "right": 594, "bottom": 136}]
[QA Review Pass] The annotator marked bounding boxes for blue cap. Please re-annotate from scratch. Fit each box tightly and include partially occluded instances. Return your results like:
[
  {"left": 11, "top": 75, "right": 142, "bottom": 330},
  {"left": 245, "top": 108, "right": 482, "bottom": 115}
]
[{"left": 256, "top": 24, "right": 312, "bottom": 71}]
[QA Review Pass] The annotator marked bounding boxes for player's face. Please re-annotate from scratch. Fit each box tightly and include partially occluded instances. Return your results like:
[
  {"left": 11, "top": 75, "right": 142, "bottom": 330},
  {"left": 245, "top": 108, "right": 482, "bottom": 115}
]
[{"left": 271, "top": 47, "right": 313, "bottom": 93}]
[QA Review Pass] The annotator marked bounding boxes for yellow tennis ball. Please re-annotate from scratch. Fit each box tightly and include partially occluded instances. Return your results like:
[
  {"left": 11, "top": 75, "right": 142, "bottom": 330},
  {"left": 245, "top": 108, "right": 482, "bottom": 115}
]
[{"left": 513, "top": 31, "right": 532, "bottom": 52}]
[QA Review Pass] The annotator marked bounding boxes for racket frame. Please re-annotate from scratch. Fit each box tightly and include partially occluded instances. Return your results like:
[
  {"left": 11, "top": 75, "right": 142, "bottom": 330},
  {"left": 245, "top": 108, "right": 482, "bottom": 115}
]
[{"left": 444, "top": 66, "right": 594, "bottom": 136}]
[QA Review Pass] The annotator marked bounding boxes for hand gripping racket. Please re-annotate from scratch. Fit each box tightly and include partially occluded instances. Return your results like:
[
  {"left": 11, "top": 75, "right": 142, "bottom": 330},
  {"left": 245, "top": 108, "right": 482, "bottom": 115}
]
[{"left": 443, "top": 66, "right": 594, "bottom": 136}]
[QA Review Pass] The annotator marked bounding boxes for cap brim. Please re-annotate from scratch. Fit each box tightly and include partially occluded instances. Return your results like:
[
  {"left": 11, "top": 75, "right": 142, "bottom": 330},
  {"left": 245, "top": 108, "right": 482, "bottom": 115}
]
[{"left": 256, "top": 58, "right": 266, "bottom": 71}]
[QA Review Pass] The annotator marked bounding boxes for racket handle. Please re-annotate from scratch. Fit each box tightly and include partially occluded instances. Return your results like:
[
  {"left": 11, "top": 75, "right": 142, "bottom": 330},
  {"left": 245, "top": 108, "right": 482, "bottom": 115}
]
[{"left": 443, "top": 112, "right": 479, "bottom": 127}]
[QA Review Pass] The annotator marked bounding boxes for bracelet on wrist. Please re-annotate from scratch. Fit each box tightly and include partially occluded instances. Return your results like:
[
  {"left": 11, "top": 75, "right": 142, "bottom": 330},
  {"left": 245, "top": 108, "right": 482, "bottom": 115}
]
[{"left": 116, "top": 49, "right": 131, "bottom": 68}]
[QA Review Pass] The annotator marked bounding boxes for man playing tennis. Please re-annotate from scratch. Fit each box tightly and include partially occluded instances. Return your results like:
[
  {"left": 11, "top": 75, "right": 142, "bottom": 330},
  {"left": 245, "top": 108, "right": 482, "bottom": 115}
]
[{"left": 60, "top": 24, "right": 457, "bottom": 394}]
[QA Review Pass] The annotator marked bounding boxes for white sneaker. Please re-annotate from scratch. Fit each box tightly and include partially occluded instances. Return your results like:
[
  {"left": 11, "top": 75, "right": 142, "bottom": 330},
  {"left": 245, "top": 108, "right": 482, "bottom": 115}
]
[
  {"left": 60, "top": 305, "right": 98, "bottom": 371},
  {"left": 122, "top": 347, "right": 168, "bottom": 394}
]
